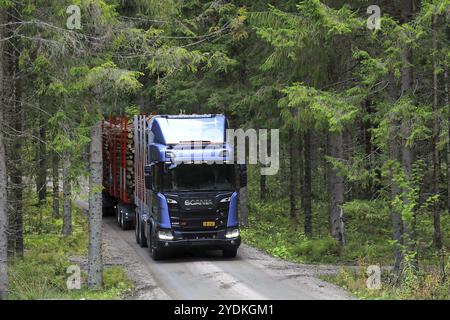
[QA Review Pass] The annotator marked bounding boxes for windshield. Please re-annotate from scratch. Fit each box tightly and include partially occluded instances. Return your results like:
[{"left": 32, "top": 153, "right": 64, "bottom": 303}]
[
  {"left": 155, "top": 117, "right": 226, "bottom": 144},
  {"left": 162, "top": 164, "right": 235, "bottom": 192}
]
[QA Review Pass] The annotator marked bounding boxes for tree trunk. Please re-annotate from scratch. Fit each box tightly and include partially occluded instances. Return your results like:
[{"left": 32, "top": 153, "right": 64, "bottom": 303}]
[
  {"left": 260, "top": 128, "right": 271, "bottom": 202},
  {"left": 259, "top": 173, "right": 266, "bottom": 201},
  {"left": 10, "top": 112, "right": 24, "bottom": 258},
  {"left": 88, "top": 123, "right": 104, "bottom": 289},
  {"left": 0, "top": 8, "right": 9, "bottom": 300},
  {"left": 62, "top": 150, "right": 72, "bottom": 236},
  {"left": 399, "top": 0, "right": 417, "bottom": 265},
  {"left": 52, "top": 152, "right": 60, "bottom": 219},
  {"left": 0, "top": 107, "right": 7, "bottom": 300},
  {"left": 400, "top": 99, "right": 417, "bottom": 265},
  {"left": 363, "top": 101, "right": 375, "bottom": 197},
  {"left": 36, "top": 112, "right": 47, "bottom": 205},
  {"left": 303, "top": 130, "right": 313, "bottom": 238},
  {"left": 239, "top": 186, "right": 249, "bottom": 227},
  {"left": 7, "top": 18, "right": 23, "bottom": 258},
  {"left": 297, "top": 131, "right": 304, "bottom": 209},
  {"left": 446, "top": 69, "right": 450, "bottom": 213},
  {"left": 389, "top": 128, "right": 404, "bottom": 272},
  {"left": 431, "top": 14, "right": 443, "bottom": 274},
  {"left": 289, "top": 129, "right": 297, "bottom": 222},
  {"left": 446, "top": 24, "right": 450, "bottom": 215},
  {"left": 328, "top": 131, "right": 345, "bottom": 244}
]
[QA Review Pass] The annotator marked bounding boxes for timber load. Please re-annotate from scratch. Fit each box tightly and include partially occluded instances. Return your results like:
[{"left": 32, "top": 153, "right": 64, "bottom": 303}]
[{"left": 102, "top": 115, "right": 135, "bottom": 204}]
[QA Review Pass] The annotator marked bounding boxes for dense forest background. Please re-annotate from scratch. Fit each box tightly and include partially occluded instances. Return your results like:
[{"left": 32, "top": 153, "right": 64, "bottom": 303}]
[{"left": 0, "top": 0, "right": 450, "bottom": 299}]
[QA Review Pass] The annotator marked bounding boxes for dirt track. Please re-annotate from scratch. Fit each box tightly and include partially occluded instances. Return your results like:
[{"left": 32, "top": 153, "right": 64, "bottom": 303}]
[{"left": 98, "top": 214, "right": 353, "bottom": 300}]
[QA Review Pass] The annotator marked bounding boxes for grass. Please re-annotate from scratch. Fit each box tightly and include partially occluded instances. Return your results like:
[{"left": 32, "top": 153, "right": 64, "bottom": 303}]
[
  {"left": 321, "top": 264, "right": 450, "bottom": 300},
  {"left": 241, "top": 197, "right": 394, "bottom": 265},
  {"left": 8, "top": 192, "right": 134, "bottom": 300}
]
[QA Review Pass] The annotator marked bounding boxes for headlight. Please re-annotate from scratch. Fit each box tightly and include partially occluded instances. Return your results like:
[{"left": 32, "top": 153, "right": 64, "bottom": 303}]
[
  {"left": 165, "top": 151, "right": 176, "bottom": 160},
  {"left": 220, "top": 197, "right": 231, "bottom": 203},
  {"left": 158, "top": 230, "right": 174, "bottom": 241},
  {"left": 226, "top": 229, "right": 240, "bottom": 239},
  {"left": 166, "top": 198, "right": 178, "bottom": 204},
  {"left": 218, "top": 150, "right": 229, "bottom": 158}
]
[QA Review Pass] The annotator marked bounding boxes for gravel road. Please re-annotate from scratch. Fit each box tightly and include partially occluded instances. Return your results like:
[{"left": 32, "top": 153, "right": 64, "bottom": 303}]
[{"left": 96, "top": 213, "right": 353, "bottom": 300}]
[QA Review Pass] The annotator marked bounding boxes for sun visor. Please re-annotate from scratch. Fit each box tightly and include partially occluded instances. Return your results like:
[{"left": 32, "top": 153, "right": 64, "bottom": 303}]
[{"left": 152, "top": 115, "right": 226, "bottom": 145}]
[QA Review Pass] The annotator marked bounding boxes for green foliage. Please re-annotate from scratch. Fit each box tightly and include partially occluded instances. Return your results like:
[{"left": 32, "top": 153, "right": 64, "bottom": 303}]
[
  {"left": 280, "top": 84, "right": 359, "bottom": 132},
  {"left": 8, "top": 195, "right": 133, "bottom": 300},
  {"left": 271, "top": 246, "right": 293, "bottom": 260},
  {"left": 85, "top": 62, "right": 144, "bottom": 95},
  {"left": 103, "top": 267, "right": 134, "bottom": 291},
  {"left": 342, "top": 200, "right": 390, "bottom": 227},
  {"left": 292, "top": 237, "right": 341, "bottom": 262},
  {"left": 0, "top": 0, "right": 13, "bottom": 9}
]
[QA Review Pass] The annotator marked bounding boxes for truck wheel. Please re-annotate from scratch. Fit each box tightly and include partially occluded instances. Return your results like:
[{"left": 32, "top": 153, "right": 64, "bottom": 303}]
[
  {"left": 149, "top": 226, "right": 164, "bottom": 261},
  {"left": 116, "top": 206, "right": 121, "bottom": 227},
  {"left": 223, "top": 248, "right": 238, "bottom": 258},
  {"left": 137, "top": 217, "right": 147, "bottom": 248},
  {"left": 120, "top": 212, "right": 125, "bottom": 229},
  {"left": 121, "top": 214, "right": 132, "bottom": 230},
  {"left": 135, "top": 213, "right": 141, "bottom": 244},
  {"left": 151, "top": 246, "right": 164, "bottom": 261}
]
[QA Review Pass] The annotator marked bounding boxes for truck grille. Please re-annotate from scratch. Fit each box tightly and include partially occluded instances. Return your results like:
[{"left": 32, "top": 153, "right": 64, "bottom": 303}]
[
  {"left": 181, "top": 232, "right": 218, "bottom": 240},
  {"left": 164, "top": 192, "right": 232, "bottom": 232},
  {"left": 169, "top": 208, "right": 228, "bottom": 231}
]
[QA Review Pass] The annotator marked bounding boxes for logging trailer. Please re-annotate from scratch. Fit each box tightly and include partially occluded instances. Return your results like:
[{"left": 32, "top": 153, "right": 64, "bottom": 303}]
[{"left": 102, "top": 114, "right": 245, "bottom": 260}]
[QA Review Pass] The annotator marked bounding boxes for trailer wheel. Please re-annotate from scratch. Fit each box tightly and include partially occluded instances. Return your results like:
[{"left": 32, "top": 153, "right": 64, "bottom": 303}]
[
  {"left": 120, "top": 212, "right": 125, "bottom": 230},
  {"left": 116, "top": 205, "right": 121, "bottom": 227},
  {"left": 222, "top": 248, "right": 238, "bottom": 258},
  {"left": 121, "top": 213, "right": 132, "bottom": 230}
]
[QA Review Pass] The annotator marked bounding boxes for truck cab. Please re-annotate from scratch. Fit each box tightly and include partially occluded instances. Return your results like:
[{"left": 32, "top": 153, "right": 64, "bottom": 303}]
[{"left": 134, "top": 114, "right": 244, "bottom": 260}]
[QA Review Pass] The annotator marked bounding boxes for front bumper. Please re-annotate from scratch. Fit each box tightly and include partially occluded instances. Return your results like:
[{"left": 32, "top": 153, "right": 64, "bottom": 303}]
[{"left": 155, "top": 236, "right": 241, "bottom": 250}]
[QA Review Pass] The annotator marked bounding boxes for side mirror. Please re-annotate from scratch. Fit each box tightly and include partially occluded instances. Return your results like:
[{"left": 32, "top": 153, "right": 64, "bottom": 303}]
[
  {"left": 239, "top": 164, "right": 247, "bottom": 188},
  {"left": 144, "top": 165, "right": 153, "bottom": 190}
]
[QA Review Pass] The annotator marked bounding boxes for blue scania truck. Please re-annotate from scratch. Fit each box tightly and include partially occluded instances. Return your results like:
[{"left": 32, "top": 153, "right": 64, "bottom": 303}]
[{"left": 127, "top": 114, "right": 244, "bottom": 260}]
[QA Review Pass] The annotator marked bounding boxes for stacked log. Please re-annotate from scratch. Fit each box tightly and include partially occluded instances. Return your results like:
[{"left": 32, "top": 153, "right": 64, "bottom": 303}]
[{"left": 102, "top": 118, "right": 135, "bottom": 203}]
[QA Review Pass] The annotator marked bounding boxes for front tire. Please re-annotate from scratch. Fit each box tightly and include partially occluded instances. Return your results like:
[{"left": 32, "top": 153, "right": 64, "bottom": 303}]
[
  {"left": 223, "top": 248, "right": 238, "bottom": 258},
  {"left": 136, "top": 220, "right": 147, "bottom": 248},
  {"left": 148, "top": 225, "right": 164, "bottom": 261}
]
